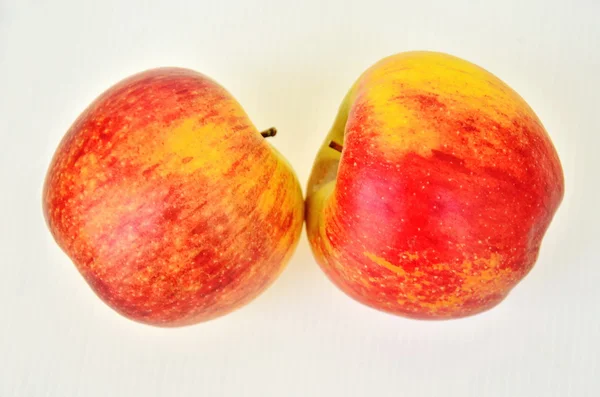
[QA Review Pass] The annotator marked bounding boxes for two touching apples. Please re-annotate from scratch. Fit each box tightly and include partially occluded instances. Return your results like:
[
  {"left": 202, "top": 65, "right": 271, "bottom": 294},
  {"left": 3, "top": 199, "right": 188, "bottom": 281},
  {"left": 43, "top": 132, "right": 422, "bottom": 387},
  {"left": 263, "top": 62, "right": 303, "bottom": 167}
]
[{"left": 44, "top": 51, "right": 564, "bottom": 326}]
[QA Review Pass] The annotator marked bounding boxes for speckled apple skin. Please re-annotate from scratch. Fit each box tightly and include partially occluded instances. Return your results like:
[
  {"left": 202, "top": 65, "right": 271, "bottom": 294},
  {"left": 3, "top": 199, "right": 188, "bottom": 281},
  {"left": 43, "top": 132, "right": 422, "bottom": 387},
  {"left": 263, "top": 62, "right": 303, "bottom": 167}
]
[
  {"left": 307, "top": 52, "right": 564, "bottom": 319},
  {"left": 44, "top": 68, "right": 303, "bottom": 326}
]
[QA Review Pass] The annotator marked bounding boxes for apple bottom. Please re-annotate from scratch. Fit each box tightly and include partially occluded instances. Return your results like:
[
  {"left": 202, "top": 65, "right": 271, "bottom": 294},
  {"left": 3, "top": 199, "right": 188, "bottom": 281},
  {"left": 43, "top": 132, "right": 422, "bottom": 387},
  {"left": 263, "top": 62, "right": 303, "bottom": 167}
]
[
  {"left": 307, "top": 234, "right": 535, "bottom": 320},
  {"left": 320, "top": 263, "right": 511, "bottom": 319}
]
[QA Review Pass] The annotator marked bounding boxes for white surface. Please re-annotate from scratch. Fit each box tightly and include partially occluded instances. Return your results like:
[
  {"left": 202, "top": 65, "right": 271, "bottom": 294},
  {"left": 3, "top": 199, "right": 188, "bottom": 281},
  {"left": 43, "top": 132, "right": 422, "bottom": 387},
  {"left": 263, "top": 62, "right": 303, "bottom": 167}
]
[{"left": 1, "top": 0, "right": 599, "bottom": 396}]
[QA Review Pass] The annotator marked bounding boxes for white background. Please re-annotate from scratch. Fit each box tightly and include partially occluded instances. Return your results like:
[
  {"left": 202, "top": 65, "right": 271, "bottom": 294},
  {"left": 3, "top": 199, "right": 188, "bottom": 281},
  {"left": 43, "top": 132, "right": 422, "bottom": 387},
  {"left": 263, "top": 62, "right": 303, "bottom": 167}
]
[{"left": 1, "top": 0, "right": 599, "bottom": 396}]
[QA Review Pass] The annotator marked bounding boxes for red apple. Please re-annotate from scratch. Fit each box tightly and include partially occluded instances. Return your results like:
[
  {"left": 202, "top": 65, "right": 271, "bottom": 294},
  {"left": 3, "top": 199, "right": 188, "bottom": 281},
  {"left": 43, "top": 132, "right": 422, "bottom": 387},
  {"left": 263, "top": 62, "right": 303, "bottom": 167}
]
[
  {"left": 44, "top": 68, "right": 304, "bottom": 326},
  {"left": 306, "top": 52, "right": 564, "bottom": 319}
]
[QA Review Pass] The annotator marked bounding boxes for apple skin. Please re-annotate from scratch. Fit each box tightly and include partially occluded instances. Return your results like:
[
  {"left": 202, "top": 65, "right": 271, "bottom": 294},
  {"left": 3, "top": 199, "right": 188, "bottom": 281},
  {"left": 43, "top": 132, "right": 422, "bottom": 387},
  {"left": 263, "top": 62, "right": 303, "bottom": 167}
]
[
  {"left": 43, "top": 68, "right": 303, "bottom": 326},
  {"left": 306, "top": 52, "right": 564, "bottom": 319}
]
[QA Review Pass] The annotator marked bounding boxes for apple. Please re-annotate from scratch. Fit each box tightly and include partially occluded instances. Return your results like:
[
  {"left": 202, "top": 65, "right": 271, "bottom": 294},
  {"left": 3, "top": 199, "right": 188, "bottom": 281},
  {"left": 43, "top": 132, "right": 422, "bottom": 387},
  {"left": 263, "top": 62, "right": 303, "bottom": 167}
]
[
  {"left": 306, "top": 52, "right": 564, "bottom": 319},
  {"left": 43, "top": 68, "right": 304, "bottom": 326}
]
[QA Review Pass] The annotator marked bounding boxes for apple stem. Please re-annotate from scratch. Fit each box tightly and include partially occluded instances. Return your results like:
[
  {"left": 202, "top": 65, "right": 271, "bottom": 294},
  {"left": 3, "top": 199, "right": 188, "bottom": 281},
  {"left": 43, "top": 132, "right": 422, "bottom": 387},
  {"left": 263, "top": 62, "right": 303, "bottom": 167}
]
[
  {"left": 260, "top": 127, "right": 277, "bottom": 138},
  {"left": 329, "top": 140, "right": 343, "bottom": 152}
]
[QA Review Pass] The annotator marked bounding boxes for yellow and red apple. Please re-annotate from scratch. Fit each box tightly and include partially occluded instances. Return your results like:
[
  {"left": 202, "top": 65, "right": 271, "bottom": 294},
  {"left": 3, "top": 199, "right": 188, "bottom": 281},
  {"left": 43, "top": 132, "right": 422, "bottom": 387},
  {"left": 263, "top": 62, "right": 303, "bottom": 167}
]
[
  {"left": 44, "top": 68, "right": 303, "bottom": 326},
  {"left": 306, "top": 51, "right": 564, "bottom": 319}
]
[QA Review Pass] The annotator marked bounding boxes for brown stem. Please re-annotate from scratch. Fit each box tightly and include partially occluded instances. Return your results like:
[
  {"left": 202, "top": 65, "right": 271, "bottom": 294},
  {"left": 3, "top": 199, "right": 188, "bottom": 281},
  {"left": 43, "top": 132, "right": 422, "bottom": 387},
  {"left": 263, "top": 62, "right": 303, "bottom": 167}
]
[
  {"left": 329, "top": 140, "right": 343, "bottom": 152},
  {"left": 260, "top": 127, "right": 277, "bottom": 138}
]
